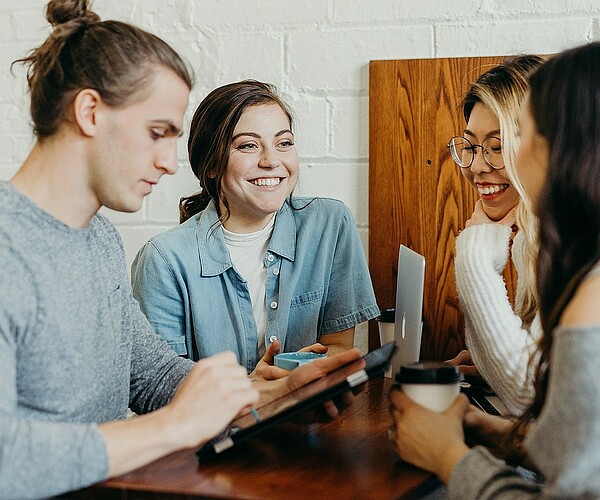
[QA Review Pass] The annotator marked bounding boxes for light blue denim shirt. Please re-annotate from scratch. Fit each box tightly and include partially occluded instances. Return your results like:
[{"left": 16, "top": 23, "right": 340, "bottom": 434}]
[{"left": 131, "top": 197, "right": 379, "bottom": 372}]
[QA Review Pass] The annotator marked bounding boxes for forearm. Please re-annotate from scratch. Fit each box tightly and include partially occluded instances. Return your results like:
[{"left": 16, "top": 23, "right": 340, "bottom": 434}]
[
  {"left": 99, "top": 406, "right": 186, "bottom": 477},
  {"left": 320, "top": 327, "right": 355, "bottom": 355},
  {"left": 456, "top": 225, "right": 535, "bottom": 414}
]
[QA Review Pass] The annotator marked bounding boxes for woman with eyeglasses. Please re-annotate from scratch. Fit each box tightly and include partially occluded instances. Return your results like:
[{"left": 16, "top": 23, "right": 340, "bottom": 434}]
[
  {"left": 445, "top": 55, "right": 546, "bottom": 416},
  {"left": 390, "top": 41, "right": 600, "bottom": 498}
]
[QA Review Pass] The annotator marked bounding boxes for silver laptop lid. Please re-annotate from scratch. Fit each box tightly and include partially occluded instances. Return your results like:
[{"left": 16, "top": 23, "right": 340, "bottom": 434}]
[{"left": 392, "top": 245, "right": 425, "bottom": 376}]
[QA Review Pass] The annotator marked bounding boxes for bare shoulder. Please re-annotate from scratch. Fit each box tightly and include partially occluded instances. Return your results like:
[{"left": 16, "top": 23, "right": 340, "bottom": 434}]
[{"left": 560, "top": 274, "right": 600, "bottom": 327}]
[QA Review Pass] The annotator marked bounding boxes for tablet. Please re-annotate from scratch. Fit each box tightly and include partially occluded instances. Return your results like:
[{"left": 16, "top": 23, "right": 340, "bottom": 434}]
[{"left": 196, "top": 341, "right": 397, "bottom": 461}]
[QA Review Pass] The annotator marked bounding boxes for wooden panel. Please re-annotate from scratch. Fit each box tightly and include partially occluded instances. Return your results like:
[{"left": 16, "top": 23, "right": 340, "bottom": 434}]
[
  {"left": 368, "top": 56, "right": 517, "bottom": 361},
  {"left": 76, "top": 379, "right": 436, "bottom": 499}
]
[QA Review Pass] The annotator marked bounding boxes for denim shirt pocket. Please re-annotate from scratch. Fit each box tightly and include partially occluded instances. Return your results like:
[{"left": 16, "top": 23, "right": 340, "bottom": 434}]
[
  {"left": 287, "top": 287, "right": 325, "bottom": 348},
  {"left": 290, "top": 287, "right": 325, "bottom": 308}
]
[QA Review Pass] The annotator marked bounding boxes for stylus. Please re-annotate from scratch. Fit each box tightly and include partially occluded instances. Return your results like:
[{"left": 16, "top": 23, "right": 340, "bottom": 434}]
[{"left": 250, "top": 407, "right": 262, "bottom": 422}]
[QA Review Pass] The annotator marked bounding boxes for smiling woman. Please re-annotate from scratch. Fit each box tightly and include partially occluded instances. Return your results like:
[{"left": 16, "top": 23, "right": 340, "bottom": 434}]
[
  {"left": 446, "top": 55, "right": 547, "bottom": 416},
  {"left": 131, "top": 80, "right": 379, "bottom": 376},
  {"left": 221, "top": 102, "right": 299, "bottom": 233}
]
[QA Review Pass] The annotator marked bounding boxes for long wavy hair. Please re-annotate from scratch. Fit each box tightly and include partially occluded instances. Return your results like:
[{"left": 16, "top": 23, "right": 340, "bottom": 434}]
[
  {"left": 463, "top": 55, "right": 546, "bottom": 327},
  {"left": 180, "top": 80, "right": 294, "bottom": 224},
  {"left": 13, "top": 0, "right": 193, "bottom": 139},
  {"left": 517, "top": 42, "right": 600, "bottom": 428}
]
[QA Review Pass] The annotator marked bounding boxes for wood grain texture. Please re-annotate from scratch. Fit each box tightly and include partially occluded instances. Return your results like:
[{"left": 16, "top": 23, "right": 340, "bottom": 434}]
[
  {"left": 74, "top": 378, "right": 438, "bottom": 499},
  {"left": 369, "top": 56, "right": 519, "bottom": 361}
]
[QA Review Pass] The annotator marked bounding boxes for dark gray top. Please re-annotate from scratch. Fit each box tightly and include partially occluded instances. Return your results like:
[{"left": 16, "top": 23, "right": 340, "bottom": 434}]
[
  {"left": 449, "top": 263, "right": 600, "bottom": 498},
  {"left": 0, "top": 182, "right": 193, "bottom": 499}
]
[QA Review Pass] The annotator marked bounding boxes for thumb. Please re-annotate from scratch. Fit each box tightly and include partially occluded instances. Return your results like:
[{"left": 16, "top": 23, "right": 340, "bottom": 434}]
[{"left": 263, "top": 339, "right": 281, "bottom": 364}]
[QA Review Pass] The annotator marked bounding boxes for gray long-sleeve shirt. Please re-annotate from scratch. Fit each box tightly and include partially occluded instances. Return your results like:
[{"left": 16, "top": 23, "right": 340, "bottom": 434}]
[
  {"left": 0, "top": 182, "right": 193, "bottom": 499},
  {"left": 449, "top": 264, "right": 600, "bottom": 498}
]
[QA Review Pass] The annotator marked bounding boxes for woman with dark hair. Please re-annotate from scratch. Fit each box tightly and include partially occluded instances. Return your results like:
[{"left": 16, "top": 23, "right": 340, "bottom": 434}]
[
  {"left": 446, "top": 55, "right": 545, "bottom": 416},
  {"left": 0, "top": 2, "right": 364, "bottom": 498},
  {"left": 389, "top": 42, "right": 600, "bottom": 498},
  {"left": 131, "top": 80, "right": 379, "bottom": 376}
]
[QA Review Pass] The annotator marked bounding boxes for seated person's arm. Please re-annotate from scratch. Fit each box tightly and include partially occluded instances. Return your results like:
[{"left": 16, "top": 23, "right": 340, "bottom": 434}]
[
  {"left": 100, "top": 351, "right": 258, "bottom": 478},
  {"left": 319, "top": 327, "right": 354, "bottom": 355},
  {"left": 251, "top": 327, "right": 354, "bottom": 381}
]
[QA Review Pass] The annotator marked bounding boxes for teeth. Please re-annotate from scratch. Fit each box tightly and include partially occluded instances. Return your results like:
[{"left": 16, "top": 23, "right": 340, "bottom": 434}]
[
  {"left": 251, "top": 178, "right": 281, "bottom": 186},
  {"left": 477, "top": 184, "right": 508, "bottom": 195}
]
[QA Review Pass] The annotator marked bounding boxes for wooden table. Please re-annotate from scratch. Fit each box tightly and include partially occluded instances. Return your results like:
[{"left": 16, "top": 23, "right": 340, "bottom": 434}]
[{"left": 76, "top": 377, "right": 439, "bottom": 499}]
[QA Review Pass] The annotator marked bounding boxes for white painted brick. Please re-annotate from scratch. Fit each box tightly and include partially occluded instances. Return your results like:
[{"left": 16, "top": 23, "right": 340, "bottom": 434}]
[
  {"left": 0, "top": 102, "right": 22, "bottom": 125},
  {"left": 294, "top": 162, "right": 369, "bottom": 226},
  {"left": 0, "top": 136, "right": 15, "bottom": 165},
  {"left": 138, "top": 2, "right": 196, "bottom": 34},
  {"left": 591, "top": 17, "right": 600, "bottom": 39},
  {"left": 115, "top": 225, "right": 175, "bottom": 274},
  {"left": 358, "top": 226, "right": 370, "bottom": 263},
  {"left": 12, "top": 10, "right": 49, "bottom": 42},
  {"left": 480, "top": 0, "right": 600, "bottom": 15},
  {"left": 435, "top": 17, "right": 593, "bottom": 56},
  {"left": 213, "top": 33, "right": 284, "bottom": 87},
  {"left": 99, "top": 205, "right": 146, "bottom": 225},
  {"left": 146, "top": 165, "right": 199, "bottom": 223},
  {"left": 0, "top": 135, "right": 32, "bottom": 165},
  {"left": 285, "top": 93, "right": 328, "bottom": 158},
  {"left": 0, "top": 164, "right": 19, "bottom": 180},
  {"left": 0, "top": 12, "right": 13, "bottom": 42},
  {"left": 330, "top": 96, "right": 368, "bottom": 159},
  {"left": 0, "top": 41, "right": 33, "bottom": 101},
  {"left": 13, "top": 136, "right": 35, "bottom": 163},
  {"left": 4, "top": 0, "right": 600, "bottom": 293},
  {"left": 288, "top": 27, "right": 433, "bottom": 91},
  {"left": 189, "top": 0, "right": 329, "bottom": 28},
  {"left": 333, "top": 0, "right": 483, "bottom": 23},
  {"left": 0, "top": 0, "right": 46, "bottom": 11}
]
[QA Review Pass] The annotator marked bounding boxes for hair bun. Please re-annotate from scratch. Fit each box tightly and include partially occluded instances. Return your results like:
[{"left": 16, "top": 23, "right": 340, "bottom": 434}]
[{"left": 45, "top": 0, "right": 100, "bottom": 27}]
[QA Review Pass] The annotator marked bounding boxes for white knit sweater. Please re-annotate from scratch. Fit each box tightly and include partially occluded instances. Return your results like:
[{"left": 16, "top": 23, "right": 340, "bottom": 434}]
[{"left": 455, "top": 224, "right": 541, "bottom": 416}]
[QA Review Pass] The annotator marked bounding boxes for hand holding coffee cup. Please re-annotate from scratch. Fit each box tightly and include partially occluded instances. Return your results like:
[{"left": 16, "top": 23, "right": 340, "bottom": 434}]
[{"left": 395, "top": 362, "right": 463, "bottom": 412}]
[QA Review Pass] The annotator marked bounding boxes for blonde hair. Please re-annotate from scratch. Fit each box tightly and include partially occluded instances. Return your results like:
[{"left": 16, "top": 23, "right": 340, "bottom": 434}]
[{"left": 463, "top": 55, "right": 546, "bottom": 327}]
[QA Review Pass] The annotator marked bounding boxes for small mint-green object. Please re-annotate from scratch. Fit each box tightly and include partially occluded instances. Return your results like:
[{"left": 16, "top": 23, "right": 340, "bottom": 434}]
[{"left": 274, "top": 352, "right": 327, "bottom": 371}]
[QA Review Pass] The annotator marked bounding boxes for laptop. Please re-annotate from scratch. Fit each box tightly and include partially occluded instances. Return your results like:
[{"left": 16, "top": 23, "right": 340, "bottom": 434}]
[
  {"left": 460, "top": 377, "right": 508, "bottom": 416},
  {"left": 391, "top": 244, "right": 426, "bottom": 377},
  {"left": 390, "top": 245, "right": 508, "bottom": 416}
]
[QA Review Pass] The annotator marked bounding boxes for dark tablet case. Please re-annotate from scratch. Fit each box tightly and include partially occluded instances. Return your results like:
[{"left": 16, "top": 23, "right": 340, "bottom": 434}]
[{"left": 196, "top": 341, "right": 397, "bottom": 461}]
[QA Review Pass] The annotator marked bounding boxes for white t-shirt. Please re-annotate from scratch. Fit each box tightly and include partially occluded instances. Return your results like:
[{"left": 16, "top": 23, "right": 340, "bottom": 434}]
[{"left": 223, "top": 216, "right": 275, "bottom": 356}]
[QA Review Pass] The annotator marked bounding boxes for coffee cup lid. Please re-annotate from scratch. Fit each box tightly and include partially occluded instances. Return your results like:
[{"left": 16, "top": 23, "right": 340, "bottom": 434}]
[
  {"left": 395, "top": 362, "right": 463, "bottom": 384},
  {"left": 377, "top": 307, "right": 395, "bottom": 323}
]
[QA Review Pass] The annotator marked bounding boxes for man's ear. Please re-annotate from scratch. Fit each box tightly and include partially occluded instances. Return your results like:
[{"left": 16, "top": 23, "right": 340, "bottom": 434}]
[{"left": 73, "top": 89, "right": 103, "bottom": 137}]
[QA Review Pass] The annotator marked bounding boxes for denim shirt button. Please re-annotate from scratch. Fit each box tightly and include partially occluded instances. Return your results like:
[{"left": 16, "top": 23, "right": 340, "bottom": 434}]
[
  {"left": 267, "top": 254, "right": 275, "bottom": 262},
  {"left": 272, "top": 268, "right": 279, "bottom": 276},
  {"left": 269, "top": 335, "right": 278, "bottom": 343},
  {"left": 270, "top": 301, "right": 278, "bottom": 309}
]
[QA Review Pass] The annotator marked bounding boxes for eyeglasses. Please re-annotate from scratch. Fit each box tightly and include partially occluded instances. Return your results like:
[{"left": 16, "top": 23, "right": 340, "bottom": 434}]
[{"left": 447, "top": 136, "right": 505, "bottom": 170}]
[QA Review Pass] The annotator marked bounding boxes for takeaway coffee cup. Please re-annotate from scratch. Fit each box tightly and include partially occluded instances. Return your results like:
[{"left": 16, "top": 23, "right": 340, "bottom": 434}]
[
  {"left": 377, "top": 308, "right": 395, "bottom": 344},
  {"left": 395, "top": 362, "right": 463, "bottom": 412},
  {"left": 377, "top": 308, "right": 395, "bottom": 376}
]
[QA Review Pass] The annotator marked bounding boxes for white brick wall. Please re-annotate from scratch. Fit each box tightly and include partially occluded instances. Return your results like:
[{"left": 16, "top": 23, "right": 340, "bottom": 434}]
[{"left": 2, "top": 0, "right": 599, "bottom": 351}]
